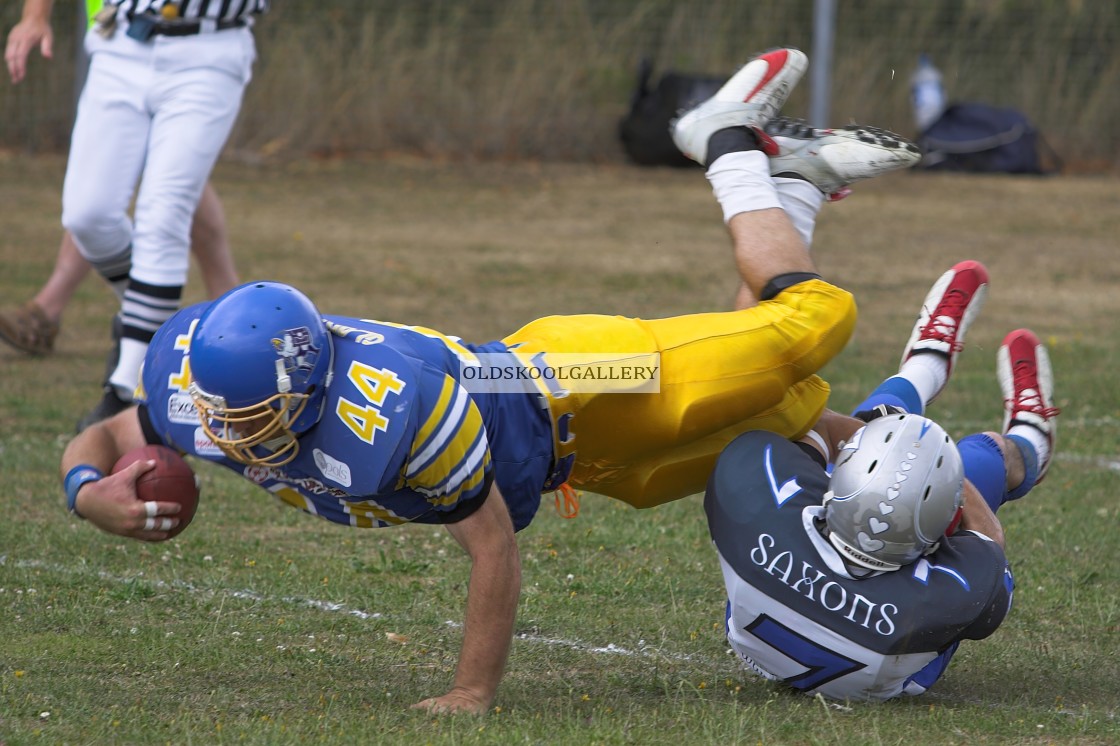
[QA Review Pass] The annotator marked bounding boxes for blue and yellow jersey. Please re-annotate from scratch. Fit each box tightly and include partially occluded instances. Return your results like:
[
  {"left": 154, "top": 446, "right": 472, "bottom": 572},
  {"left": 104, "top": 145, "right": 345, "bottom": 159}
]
[{"left": 138, "top": 306, "right": 553, "bottom": 530}]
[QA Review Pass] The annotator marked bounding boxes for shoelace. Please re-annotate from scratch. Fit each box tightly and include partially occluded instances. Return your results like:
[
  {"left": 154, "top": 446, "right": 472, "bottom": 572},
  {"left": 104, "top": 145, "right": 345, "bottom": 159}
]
[
  {"left": 1006, "top": 359, "right": 1061, "bottom": 420},
  {"left": 919, "top": 289, "right": 971, "bottom": 351}
]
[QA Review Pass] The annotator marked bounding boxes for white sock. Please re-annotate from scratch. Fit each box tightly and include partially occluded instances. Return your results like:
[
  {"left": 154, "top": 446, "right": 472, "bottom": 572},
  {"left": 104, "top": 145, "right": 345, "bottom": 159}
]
[
  {"left": 108, "top": 339, "right": 148, "bottom": 401},
  {"left": 1008, "top": 423, "right": 1051, "bottom": 472},
  {"left": 897, "top": 352, "right": 950, "bottom": 404},
  {"left": 706, "top": 150, "right": 782, "bottom": 224},
  {"left": 773, "top": 177, "right": 824, "bottom": 249}
]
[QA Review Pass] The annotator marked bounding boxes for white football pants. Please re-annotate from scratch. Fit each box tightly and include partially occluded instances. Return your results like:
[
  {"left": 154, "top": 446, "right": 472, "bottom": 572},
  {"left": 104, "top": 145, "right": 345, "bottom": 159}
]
[{"left": 61, "top": 23, "right": 255, "bottom": 287}]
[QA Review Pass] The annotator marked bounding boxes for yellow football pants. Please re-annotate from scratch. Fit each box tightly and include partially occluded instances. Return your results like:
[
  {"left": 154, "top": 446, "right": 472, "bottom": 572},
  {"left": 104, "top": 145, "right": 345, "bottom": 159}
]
[{"left": 503, "top": 278, "right": 857, "bottom": 508}]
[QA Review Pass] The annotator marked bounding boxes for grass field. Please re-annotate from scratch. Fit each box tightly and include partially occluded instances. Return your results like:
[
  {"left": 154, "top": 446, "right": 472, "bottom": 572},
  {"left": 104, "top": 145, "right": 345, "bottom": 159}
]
[{"left": 1, "top": 154, "right": 1118, "bottom": 745}]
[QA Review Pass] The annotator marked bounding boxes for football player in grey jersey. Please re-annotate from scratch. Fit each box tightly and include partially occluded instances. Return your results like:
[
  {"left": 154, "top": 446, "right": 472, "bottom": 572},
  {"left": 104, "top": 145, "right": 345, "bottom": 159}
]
[{"left": 707, "top": 259, "right": 1059, "bottom": 701}]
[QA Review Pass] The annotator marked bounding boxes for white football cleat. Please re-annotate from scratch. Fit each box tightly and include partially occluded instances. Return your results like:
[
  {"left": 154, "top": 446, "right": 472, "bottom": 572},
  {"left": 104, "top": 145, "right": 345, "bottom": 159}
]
[
  {"left": 671, "top": 48, "right": 808, "bottom": 166},
  {"left": 765, "top": 117, "right": 922, "bottom": 200}
]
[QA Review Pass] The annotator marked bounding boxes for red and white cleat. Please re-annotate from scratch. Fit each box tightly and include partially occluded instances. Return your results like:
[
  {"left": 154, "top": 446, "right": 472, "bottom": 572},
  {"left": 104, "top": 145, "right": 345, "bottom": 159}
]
[
  {"left": 900, "top": 260, "right": 990, "bottom": 377},
  {"left": 671, "top": 48, "right": 808, "bottom": 166},
  {"left": 998, "top": 328, "right": 1059, "bottom": 481}
]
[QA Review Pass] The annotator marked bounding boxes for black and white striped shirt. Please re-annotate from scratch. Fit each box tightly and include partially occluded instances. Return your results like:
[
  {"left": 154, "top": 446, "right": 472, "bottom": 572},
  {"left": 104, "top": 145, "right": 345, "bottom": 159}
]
[{"left": 109, "top": 0, "right": 269, "bottom": 23}]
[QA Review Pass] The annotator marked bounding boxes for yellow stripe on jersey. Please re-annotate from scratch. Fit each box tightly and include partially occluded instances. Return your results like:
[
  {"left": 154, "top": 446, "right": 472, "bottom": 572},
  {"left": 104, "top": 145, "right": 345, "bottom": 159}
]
[
  {"left": 273, "top": 485, "right": 412, "bottom": 528},
  {"left": 342, "top": 499, "right": 411, "bottom": 527},
  {"left": 413, "top": 375, "right": 457, "bottom": 461},
  {"left": 412, "top": 435, "right": 490, "bottom": 507},
  {"left": 407, "top": 381, "right": 470, "bottom": 477},
  {"left": 406, "top": 383, "right": 490, "bottom": 506},
  {"left": 367, "top": 320, "right": 479, "bottom": 367},
  {"left": 271, "top": 485, "right": 318, "bottom": 515}
]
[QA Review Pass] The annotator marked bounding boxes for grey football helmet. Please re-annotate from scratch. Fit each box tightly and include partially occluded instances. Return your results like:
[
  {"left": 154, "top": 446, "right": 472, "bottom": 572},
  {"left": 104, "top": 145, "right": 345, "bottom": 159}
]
[{"left": 823, "top": 413, "right": 964, "bottom": 572}]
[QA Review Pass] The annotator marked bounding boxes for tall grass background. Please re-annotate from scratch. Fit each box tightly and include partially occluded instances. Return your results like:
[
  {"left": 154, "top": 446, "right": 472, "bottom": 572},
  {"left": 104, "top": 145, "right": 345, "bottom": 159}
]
[{"left": 2, "top": 0, "right": 1118, "bottom": 169}]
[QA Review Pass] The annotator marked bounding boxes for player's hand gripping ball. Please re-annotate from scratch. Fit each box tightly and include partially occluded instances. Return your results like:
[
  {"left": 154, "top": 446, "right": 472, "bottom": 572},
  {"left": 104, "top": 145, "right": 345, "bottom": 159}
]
[{"left": 112, "top": 445, "right": 200, "bottom": 539}]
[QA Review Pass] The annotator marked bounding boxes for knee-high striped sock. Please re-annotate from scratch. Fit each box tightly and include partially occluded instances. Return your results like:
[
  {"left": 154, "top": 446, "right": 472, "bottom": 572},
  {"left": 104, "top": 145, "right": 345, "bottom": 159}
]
[
  {"left": 87, "top": 244, "right": 132, "bottom": 301},
  {"left": 107, "top": 279, "right": 182, "bottom": 399}
]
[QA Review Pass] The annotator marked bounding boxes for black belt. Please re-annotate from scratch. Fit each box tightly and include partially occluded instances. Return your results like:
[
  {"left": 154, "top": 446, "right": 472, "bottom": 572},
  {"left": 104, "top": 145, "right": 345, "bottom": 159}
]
[{"left": 127, "top": 13, "right": 248, "bottom": 39}]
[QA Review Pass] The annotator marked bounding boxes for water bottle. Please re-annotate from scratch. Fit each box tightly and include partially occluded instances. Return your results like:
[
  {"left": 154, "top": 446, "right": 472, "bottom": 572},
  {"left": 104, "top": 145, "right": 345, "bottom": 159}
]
[{"left": 910, "top": 54, "right": 946, "bottom": 133}]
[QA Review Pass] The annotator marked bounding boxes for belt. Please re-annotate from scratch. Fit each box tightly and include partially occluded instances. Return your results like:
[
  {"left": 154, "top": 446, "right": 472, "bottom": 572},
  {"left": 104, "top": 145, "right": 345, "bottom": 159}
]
[{"left": 128, "top": 13, "right": 248, "bottom": 38}]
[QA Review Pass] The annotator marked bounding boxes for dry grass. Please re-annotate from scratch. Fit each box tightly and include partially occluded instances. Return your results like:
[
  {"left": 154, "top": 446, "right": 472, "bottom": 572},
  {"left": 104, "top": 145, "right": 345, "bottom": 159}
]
[
  {"left": 2, "top": 153, "right": 1117, "bottom": 362},
  {"left": 3, "top": 1, "right": 1119, "bottom": 167}
]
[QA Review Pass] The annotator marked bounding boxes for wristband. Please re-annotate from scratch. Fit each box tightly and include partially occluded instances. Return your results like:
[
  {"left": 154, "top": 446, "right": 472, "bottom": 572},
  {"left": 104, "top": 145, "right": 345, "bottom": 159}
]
[{"left": 64, "top": 465, "right": 104, "bottom": 519}]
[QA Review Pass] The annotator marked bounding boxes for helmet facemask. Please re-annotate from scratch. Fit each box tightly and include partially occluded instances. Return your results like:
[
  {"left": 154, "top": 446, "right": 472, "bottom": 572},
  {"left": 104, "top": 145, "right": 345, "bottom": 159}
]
[{"left": 189, "top": 368, "right": 312, "bottom": 468}]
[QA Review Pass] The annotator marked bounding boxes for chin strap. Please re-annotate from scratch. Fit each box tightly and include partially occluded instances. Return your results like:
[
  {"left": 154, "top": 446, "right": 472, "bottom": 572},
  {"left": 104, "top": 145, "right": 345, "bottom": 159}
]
[{"left": 944, "top": 505, "right": 964, "bottom": 536}]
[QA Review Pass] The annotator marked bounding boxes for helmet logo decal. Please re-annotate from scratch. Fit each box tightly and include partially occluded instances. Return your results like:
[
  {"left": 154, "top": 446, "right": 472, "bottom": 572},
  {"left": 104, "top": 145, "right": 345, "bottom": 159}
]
[
  {"left": 862, "top": 441, "right": 928, "bottom": 542},
  {"left": 857, "top": 532, "right": 885, "bottom": 552},
  {"left": 272, "top": 326, "right": 321, "bottom": 387}
]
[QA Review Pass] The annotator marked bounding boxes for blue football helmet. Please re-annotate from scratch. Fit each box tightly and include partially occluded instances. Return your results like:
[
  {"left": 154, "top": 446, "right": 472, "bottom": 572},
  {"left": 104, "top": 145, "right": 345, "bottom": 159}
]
[
  {"left": 187, "top": 281, "right": 334, "bottom": 467},
  {"left": 823, "top": 413, "right": 964, "bottom": 572}
]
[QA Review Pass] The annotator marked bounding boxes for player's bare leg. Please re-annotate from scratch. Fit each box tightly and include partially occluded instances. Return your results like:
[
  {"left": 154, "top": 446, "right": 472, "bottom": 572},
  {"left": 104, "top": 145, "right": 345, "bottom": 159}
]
[
  {"left": 192, "top": 182, "right": 240, "bottom": 298},
  {"left": 34, "top": 232, "right": 92, "bottom": 322},
  {"left": 0, "top": 182, "right": 236, "bottom": 357},
  {"left": 733, "top": 119, "right": 922, "bottom": 309},
  {"left": 0, "top": 232, "right": 85, "bottom": 354},
  {"left": 672, "top": 48, "right": 821, "bottom": 298}
]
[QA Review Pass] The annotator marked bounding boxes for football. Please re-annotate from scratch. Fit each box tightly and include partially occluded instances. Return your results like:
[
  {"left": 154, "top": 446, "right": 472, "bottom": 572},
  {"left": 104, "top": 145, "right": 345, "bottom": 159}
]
[{"left": 112, "top": 445, "right": 200, "bottom": 539}]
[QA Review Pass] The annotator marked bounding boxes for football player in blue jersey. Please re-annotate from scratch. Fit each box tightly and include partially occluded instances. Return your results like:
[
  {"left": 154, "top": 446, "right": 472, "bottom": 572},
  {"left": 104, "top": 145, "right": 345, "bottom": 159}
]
[
  {"left": 58, "top": 48, "right": 922, "bottom": 714},
  {"left": 708, "top": 259, "right": 1060, "bottom": 701}
]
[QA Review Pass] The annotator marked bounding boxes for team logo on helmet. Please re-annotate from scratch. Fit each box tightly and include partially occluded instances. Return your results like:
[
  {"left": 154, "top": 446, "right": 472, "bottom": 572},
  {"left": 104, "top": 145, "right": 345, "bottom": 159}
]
[{"left": 272, "top": 326, "right": 321, "bottom": 387}]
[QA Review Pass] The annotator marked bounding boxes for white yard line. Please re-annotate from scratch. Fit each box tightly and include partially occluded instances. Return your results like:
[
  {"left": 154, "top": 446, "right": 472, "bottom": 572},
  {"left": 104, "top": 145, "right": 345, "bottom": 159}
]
[{"left": 1, "top": 554, "right": 1114, "bottom": 721}]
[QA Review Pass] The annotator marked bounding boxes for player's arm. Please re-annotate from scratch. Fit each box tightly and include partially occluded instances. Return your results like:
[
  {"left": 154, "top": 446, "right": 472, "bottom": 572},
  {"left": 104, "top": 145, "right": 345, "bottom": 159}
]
[
  {"left": 60, "top": 407, "right": 183, "bottom": 542},
  {"left": 957, "top": 479, "right": 1005, "bottom": 549},
  {"left": 413, "top": 483, "right": 521, "bottom": 715},
  {"left": 798, "top": 408, "right": 863, "bottom": 462},
  {"left": 403, "top": 371, "right": 518, "bottom": 713},
  {"left": 5, "top": 0, "right": 55, "bottom": 84}
]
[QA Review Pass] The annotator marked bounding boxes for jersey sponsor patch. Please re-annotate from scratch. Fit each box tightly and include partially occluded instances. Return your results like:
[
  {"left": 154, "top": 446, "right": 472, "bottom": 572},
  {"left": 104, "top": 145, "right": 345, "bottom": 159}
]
[
  {"left": 242, "top": 463, "right": 350, "bottom": 498},
  {"left": 313, "top": 448, "right": 352, "bottom": 488},
  {"left": 167, "top": 392, "right": 197, "bottom": 425},
  {"left": 192, "top": 426, "right": 223, "bottom": 457}
]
